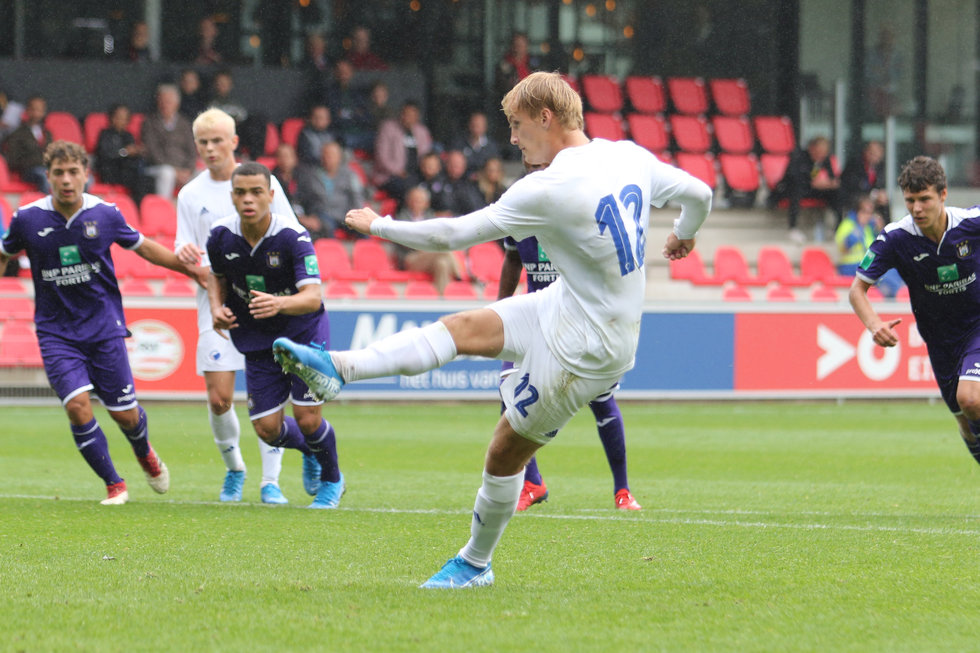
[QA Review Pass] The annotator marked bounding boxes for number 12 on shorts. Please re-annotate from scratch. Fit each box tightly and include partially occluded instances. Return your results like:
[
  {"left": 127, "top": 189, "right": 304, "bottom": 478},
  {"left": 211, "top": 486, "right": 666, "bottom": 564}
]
[{"left": 513, "top": 373, "right": 539, "bottom": 417}]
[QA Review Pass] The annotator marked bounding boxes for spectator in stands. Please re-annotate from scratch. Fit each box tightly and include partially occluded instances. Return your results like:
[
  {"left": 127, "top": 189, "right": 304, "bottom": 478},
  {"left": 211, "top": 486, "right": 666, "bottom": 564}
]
[
  {"left": 316, "top": 141, "right": 367, "bottom": 237},
  {"left": 495, "top": 32, "right": 538, "bottom": 98},
  {"left": 416, "top": 151, "right": 448, "bottom": 209},
  {"left": 842, "top": 140, "right": 890, "bottom": 222},
  {"left": 344, "top": 26, "right": 387, "bottom": 71},
  {"left": 394, "top": 185, "right": 460, "bottom": 293},
  {"left": 366, "top": 80, "right": 394, "bottom": 134},
  {"left": 327, "top": 60, "right": 371, "bottom": 151},
  {"left": 272, "top": 142, "right": 332, "bottom": 240},
  {"left": 772, "top": 135, "right": 842, "bottom": 244},
  {"left": 0, "top": 86, "right": 24, "bottom": 139},
  {"left": 452, "top": 111, "right": 501, "bottom": 177},
  {"left": 2, "top": 95, "right": 52, "bottom": 192},
  {"left": 95, "top": 103, "right": 150, "bottom": 202},
  {"left": 300, "top": 32, "right": 333, "bottom": 110},
  {"left": 178, "top": 68, "right": 208, "bottom": 120},
  {"left": 372, "top": 100, "right": 433, "bottom": 204},
  {"left": 835, "top": 195, "right": 903, "bottom": 297},
  {"left": 142, "top": 83, "right": 197, "bottom": 198},
  {"left": 124, "top": 21, "right": 153, "bottom": 63},
  {"left": 208, "top": 69, "right": 265, "bottom": 160},
  {"left": 194, "top": 16, "right": 224, "bottom": 66},
  {"left": 475, "top": 157, "right": 508, "bottom": 206},
  {"left": 296, "top": 104, "right": 337, "bottom": 166},
  {"left": 434, "top": 149, "right": 484, "bottom": 216}
]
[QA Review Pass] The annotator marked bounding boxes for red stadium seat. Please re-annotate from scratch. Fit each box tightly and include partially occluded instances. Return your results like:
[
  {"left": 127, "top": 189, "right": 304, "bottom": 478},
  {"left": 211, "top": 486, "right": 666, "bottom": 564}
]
[
  {"left": 263, "top": 122, "right": 280, "bottom": 156},
  {"left": 709, "top": 78, "right": 752, "bottom": 116},
  {"left": 352, "top": 238, "right": 418, "bottom": 281},
  {"left": 4, "top": 297, "right": 33, "bottom": 320},
  {"left": 669, "top": 114, "right": 712, "bottom": 153},
  {"left": 324, "top": 280, "right": 359, "bottom": 299},
  {"left": 83, "top": 112, "right": 109, "bottom": 153},
  {"left": 363, "top": 280, "right": 399, "bottom": 299},
  {"left": 467, "top": 242, "right": 505, "bottom": 284},
  {"left": 161, "top": 278, "right": 197, "bottom": 297},
  {"left": 866, "top": 286, "right": 885, "bottom": 302},
  {"left": 0, "top": 277, "right": 28, "bottom": 293},
  {"left": 0, "top": 194, "right": 11, "bottom": 223},
  {"left": 625, "top": 76, "right": 667, "bottom": 114},
  {"left": 120, "top": 278, "right": 156, "bottom": 295},
  {"left": 760, "top": 153, "right": 790, "bottom": 191},
  {"left": 800, "top": 246, "right": 854, "bottom": 287},
  {"left": 667, "top": 77, "right": 710, "bottom": 115},
  {"left": 0, "top": 320, "right": 41, "bottom": 366},
  {"left": 442, "top": 280, "right": 479, "bottom": 299},
  {"left": 895, "top": 285, "right": 910, "bottom": 301},
  {"left": 18, "top": 191, "right": 47, "bottom": 207},
  {"left": 809, "top": 285, "right": 841, "bottom": 302},
  {"left": 104, "top": 193, "right": 141, "bottom": 229},
  {"left": 626, "top": 114, "right": 669, "bottom": 154},
  {"left": 674, "top": 152, "right": 717, "bottom": 189},
  {"left": 404, "top": 280, "right": 440, "bottom": 299},
  {"left": 280, "top": 117, "right": 305, "bottom": 148},
  {"left": 712, "top": 245, "right": 757, "bottom": 285},
  {"left": 765, "top": 284, "right": 796, "bottom": 302},
  {"left": 0, "top": 155, "right": 35, "bottom": 193},
  {"left": 314, "top": 239, "right": 367, "bottom": 281},
  {"left": 581, "top": 74, "right": 624, "bottom": 113},
  {"left": 718, "top": 153, "right": 760, "bottom": 194},
  {"left": 584, "top": 113, "right": 626, "bottom": 141},
  {"left": 669, "top": 249, "right": 712, "bottom": 285},
  {"left": 721, "top": 284, "right": 752, "bottom": 301},
  {"left": 756, "top": 245, "right": 805, "bottom": 286},
  {"left": 753, "top": 115, "right": 796, "bottom": 154},
  {"left": 128, "top": 113, "right": 145, "bottom": 144},
  {"left": 139, "top": 195, "right": 177, "bottom": 237},
  {"left": 44, "top": 111, "right": 84, "bottom": 145},
  {"left": 711, "top": 115, "right": 755, "bottom": 154}
]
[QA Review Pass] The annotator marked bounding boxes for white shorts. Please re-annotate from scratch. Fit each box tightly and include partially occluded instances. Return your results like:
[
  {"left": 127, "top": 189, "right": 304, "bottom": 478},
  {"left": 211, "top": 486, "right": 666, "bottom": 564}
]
[
  {"left": 490, "top": 292, "right": 620, "bottom": 446},
  {"left": 196, "top": 329, "right": 245, "bottom": 376}
]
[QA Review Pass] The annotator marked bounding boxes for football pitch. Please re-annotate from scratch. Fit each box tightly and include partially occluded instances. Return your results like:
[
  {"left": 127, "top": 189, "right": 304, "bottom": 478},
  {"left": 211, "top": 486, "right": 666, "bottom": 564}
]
[{"left": 3, "top": 399, "right": 979, "bottom": 652}]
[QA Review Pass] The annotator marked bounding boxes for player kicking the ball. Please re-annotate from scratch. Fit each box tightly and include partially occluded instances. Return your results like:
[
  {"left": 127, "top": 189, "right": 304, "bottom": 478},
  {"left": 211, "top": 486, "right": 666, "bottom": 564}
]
[{"left": 274, "top": 72, "right": 711, "bottom": 586}]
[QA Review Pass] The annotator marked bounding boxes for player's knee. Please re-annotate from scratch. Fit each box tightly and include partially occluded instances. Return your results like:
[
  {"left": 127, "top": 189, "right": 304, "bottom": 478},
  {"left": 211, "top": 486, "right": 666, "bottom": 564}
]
[
  {"left": 207, "top": 391, "right": 233, "bottom": 415},
  {"left": 958, "top": 386, "right": 980, "bottom": 420},
  {"left": 64, "top": 395, "right": 94, "bottom": 425},
  {"left": 295, "top": 412, "right": 321, "bottom": 435},
  {"left": 252, "top": 419, "right": 280, "bottom": 444}
]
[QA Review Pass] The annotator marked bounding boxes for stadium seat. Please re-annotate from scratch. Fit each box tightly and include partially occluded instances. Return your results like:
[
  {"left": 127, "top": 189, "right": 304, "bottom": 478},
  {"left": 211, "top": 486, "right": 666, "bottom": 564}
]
[
  {"left": 721, "top": 284, "right": 752, "bottom": 301},
  {"left": 44, "top": 111, "right": 84, "bottom": 145},
  {"left": 712, "top": 245, "right": 757, "bottom": 285},
  {"left": 348, "top": 159, "right": 369, "bottom": 187},
  {"left": 753, "top": 115, "right": 796, "bottom": 154},
  {"left": 120, "top": 278, "right": 156, "bottom": 295},
  {"left": 0, "top": 320, "right": 41, "bottom": 366},
  {"left": 756, "top": 245, "right": 806, "bottom": 286},
  {"left": 709, "top": 78, "right": 751, "bottom": 116},
  {"left": 4, "top": 297, "right": 33, "bottom": 320},
  {"left": 482, "top": 281, "right": 501, "bottom": 300},
  {"left": 18, "top": 191, "right": 47, "bottom": 207},
  {"left": 718, "top": 153, "right": 760, "bottom": 201},
  {"left": 467, "top": 242, "right": 505, "bottom": 284},
  {"left": 581, "top": 74, "right": 624, "bottom": 114},
  {"left": 674, "top": 152, "right": 717, "bottom": 189},
  {"left": 668, "top": 249, "right": 712, "bottom": 285},
  {"left": 626, "top": 114, "right": 670, "bottom": 155},
  {"left": 404, "top": 280, "right": 440, "bottom": 299},
  {"left": 442, "top": 280, "right": 479, "bottom": 299},
  {"left": 363, "top": 280, "right": 399, "bottom": 299},
  {"left": 352, "top": 238, "right": 418, "bottom": 281},
  {"left": 83, "top": 112, "right": 109, "bottom": 152},
  {"left": 139, "top": 195, "right": 176, "bottom": 237},
  {"left": 324, "top": 280, "right": 359, "bottom": 299},
  {"left": 280, "top": 117, "right": 304, "bottom": 148},
  {"left": 760, "top": 153, "right": 790, "bottom": 191},
  {"left": 866, "top": 286, "right": 885, "bottom": 302},
  {"left": 111, "top": 246, "right": 152, "bottom": 280},
  {"left": 263, "top": 122, "right": 280, "bottom": 156},
  {"left": 895, "top": 285, "right": 910, "bottom": 301},
  {"left": 711, "top": 115, "right": 755, "bottom": 154},
  {"left": 624, "top": 76, "right": 667, "bottom": 114},
  {"left": 0, "top": 194, "right": 11, "bottom": 223},
  {"left": 765, "top": 284, "right": 796, "bottom": 302},
  {"left": 0, "top": 155, "right": 35, "bottom": 193},
  {"left": 667, "top": 77, "right": 710, "bottom": 115},
  {"left": 161, "top": 278, "right": 196, "bottom": 296},
  {"left": 315, "top": 239, "right": 367, "bottom": 281},
  {"left": 809, "top": 285, "right": 841, "bottom": 302},
  {"left": 0, "top": 277, "right": 27, "bottom": 293},
  {"left": 127, "top": 113, "right": 145, "bottom": 144},
  {"left": 669, "top": 114, "right": 712, "bottom": 153},
  {"left": 799, "top": 246, "right": 853, "bottom": 287},
  {"left": 584, "top": 113, "right": 626, "bottom": 141},
  {"left": 104, "top": 193, "right": 140, "bottom": 228}
]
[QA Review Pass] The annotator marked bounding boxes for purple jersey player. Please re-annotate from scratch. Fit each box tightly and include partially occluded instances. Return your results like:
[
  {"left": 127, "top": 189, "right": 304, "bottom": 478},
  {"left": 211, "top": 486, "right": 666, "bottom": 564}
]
[
  {"left": 499, "top": 212, "right": 640, "bottom": 512},
  {"left": 0, "top": 141, "right": 190, "bottom": 504},
  {"left": 205, "top": 161, "right": 344, "bottom": 509},
  {"left": 851, "top": 155, "right": 980, "bottom": 467}
]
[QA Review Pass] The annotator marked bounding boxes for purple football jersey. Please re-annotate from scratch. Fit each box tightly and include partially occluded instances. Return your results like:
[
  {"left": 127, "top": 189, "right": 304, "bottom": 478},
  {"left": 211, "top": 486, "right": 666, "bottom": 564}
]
[
  {"left": 0, "top": 194, "right": 142, "bottom": 342},
  {"left": 502, "top": 235, "right": 558, "bottom": 293},
  {"left": 857, "top": 206, "right": 980, "bottom": 349},
  {"left": 207, "top": 212, "right": 324, "bottom": 353}
]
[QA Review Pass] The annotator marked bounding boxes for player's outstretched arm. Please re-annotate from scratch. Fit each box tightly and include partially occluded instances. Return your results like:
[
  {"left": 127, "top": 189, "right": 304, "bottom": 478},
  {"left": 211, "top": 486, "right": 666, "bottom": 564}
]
[
  {"left": 248, "top": 283, "right": 321, "bottom": 319},
  {"left": 849, "top": 277, "right": 901, "bottom": 347},
  {"left": 207, "top": 271, "right": 237, "bottom": 333},
  {"left": 136, "top": 238, "right": 197, "bottom": 279},
  {"left": 496, "top": 248, "right": 523, "bottom": 299}
]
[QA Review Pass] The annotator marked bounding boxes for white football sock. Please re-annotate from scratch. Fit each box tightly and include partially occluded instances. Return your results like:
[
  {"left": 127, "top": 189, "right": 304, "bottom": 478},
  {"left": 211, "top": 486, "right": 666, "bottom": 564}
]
[
  {"left": 210, "top": 406, "right": 245, "bottom": 472},
  {"left": 458, "top": 469, "right": 523, "bottom": 568},
  {"left": 334, "top": 321, "right": 457, "bottom": 383},
  {"left": 257, "top": 437, "right": 283, "bottom": 488}
]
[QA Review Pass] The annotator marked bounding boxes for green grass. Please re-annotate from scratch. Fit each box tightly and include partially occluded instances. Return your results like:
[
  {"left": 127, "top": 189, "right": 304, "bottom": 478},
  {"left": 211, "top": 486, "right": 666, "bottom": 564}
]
[{"left": 3, "top": 400, "right": 980, "bottom": 652}]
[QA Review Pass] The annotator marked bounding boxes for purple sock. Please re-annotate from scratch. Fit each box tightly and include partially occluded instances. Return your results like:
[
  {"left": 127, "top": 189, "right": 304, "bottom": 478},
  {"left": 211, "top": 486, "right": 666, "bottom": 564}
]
[
  {"left": 304, "top": 419, "right": 340, "bottom": 483},
  {"left": 120, "top": 405, "right": 150, "bottom": 459},
  {"left": 72, "top": 418, "right": 123, "bottom": 486},
  {"left": 268, "top": 416, "right": 313, "bottom": 456},
  {"left": 590, "top": 396, "right": 629, "bottom": 493},
  {"left": 524, "top": 456, "right": 543, "bottom": 485},
  {"left": 966, "top": 420, "right": 980, "bottom": 465}
]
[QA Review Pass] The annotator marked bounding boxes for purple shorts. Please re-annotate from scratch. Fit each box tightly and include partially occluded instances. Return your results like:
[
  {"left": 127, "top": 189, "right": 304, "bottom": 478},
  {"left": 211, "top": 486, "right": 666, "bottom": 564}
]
[
  {"left": 931, "top": 328, "right": 980, "bottom": 414},
  {"left": 38, "top": 332, "right": 138, "bottom": 410},
  {"left": 244, "top": 318, "right": 330, "bottom": 420}
]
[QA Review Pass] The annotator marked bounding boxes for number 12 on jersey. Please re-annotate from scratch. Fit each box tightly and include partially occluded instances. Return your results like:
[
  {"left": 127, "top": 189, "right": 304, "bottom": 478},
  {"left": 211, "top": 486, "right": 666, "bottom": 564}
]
[{"left": 594, "top": 184, "right": 646, "bottom": 276}]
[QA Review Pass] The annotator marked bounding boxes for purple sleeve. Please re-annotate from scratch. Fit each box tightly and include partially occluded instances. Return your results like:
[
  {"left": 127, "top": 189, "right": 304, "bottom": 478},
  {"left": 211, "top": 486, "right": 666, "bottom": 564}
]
[
  {"left": 206, "top": 230, "right": 225, "bottom": 276},
  {"left": 109, "top": 205, "right": 143, "bottom": 249},
  {"left": 855, "top": 234, "right": 893, "bottom": 283},
  {"left": 291, "top": 231, "right": 321, "bottom": 286}
]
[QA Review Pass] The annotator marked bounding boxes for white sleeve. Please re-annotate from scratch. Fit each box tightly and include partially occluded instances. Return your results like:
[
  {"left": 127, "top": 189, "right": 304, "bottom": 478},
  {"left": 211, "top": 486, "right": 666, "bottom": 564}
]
[
  {"left": 270, "top": 177, "right": 298, "bottom": 221},
  {"left": 668, "top": 174, "right": 712, "bottom": 240},
  {"left": 173, "top": 192, "right": 197, "bottom": 253},
  {"left": 371, "top": 209, "right": 509, "bottom": 251}
]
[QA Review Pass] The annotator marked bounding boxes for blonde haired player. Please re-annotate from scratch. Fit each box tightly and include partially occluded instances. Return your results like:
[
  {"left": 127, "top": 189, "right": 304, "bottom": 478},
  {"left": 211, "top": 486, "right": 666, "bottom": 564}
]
[
  {"left": 275, "top": 72, "right": 712, "bottom": 587},
  {"left": 174, "top": 108, "right": 318, "bottom": 504}
]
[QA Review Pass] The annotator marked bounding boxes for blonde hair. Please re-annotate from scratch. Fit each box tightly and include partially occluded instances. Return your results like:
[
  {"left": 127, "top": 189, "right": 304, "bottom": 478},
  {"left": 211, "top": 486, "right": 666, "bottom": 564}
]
[
  {"left": 192, "top": 107, "right": 236, "bottom": 137},
  {"left": 501, "top": 71, "right": 583, "bottom": 131}
]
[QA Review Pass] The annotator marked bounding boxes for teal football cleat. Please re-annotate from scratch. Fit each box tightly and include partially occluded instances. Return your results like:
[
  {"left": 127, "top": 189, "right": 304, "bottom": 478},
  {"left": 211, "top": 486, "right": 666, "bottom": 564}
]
[
  {"left": 260, "top": 483, "right": 289, "bottom": 504},
  {"left": 272, "top": 338, "right": 344, "bottom": 401},
  {"left": 302, "top": 453, "right": 322, "bottom": 496},
  {"left": 219, "top": 469, "right": 245, "bottom": 502},
  {"left": 420, "top": 556, "right": 494, "bottom": 589},
  {"left": 309, "top": 472, "right": 345, "bottom": 509}
]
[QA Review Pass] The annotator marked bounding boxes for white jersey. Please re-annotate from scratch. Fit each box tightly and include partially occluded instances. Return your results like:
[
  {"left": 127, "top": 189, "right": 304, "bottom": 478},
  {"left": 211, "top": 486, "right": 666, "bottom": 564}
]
[
  {"left": 175, "top": 167, "right": 297, "bottom": 334},
  {"left": 374, "top": 138, "right": 711, "bottom": 378}
]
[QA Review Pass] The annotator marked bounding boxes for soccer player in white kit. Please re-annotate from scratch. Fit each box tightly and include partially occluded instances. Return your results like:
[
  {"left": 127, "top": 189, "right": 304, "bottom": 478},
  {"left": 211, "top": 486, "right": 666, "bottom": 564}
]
[
  {"left": 174, "top": 108, "right": 314, "bottom": 504},
  {"left": 274, "top": 72, "right": 712, "bottom": 587}
]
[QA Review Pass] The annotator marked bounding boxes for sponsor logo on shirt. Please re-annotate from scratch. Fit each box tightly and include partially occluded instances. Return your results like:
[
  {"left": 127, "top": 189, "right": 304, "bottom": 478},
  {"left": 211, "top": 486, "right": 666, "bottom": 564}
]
[
  {"left": 859, "top": 250, "right": 875, "bottom": 270},
  {"left": 297, "top": 235, "right": 312, "bottom": 243},
  {"left": 246, "top": 275, "right": 266, "bottom": 292},
  {"left": 913, "top": 252, "right": 929, "bottom": 262},
  {"left": 225, "top": 253, "right": 241, "bottom": 260},
  {"left": 937, "top": 263, "right": 960, "bottom": 282},
  {"left": 304, "top": 255, "right": 319, "bottom": 276},
  {"left": 965, "top": 363, "right": 980, "bottom": 376},
  {"left": 37, "top": 227, "right": 55, "bottom": 237},
  {"left": 59, "top": 245, "right": 81, "bottom": 265}
]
